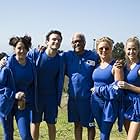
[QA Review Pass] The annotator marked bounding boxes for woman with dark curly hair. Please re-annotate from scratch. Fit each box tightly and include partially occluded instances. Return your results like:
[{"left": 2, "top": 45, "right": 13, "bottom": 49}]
[{"left": 1, "top": 35, "right": 37, "bottom": 140}]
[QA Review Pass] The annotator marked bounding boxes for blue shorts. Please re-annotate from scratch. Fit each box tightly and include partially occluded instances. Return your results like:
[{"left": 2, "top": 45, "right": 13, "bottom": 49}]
[
  {"left": 31, "top": 95, "right": 58, "bottom": 124},
  {"left": 68, "top": 97, "right": 95, "bottom": 128}
]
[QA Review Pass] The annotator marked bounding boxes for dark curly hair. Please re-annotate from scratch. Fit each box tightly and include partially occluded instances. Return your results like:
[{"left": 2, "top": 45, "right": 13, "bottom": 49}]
[
  {"left": 0, "top": 52, "right": 8, "bottom": 60},
  {"left": 9, "top": 35, "right": 32, "bottom": 51},
  {"left": 46, "top": 30, "right": 62, "bottom": 41}
]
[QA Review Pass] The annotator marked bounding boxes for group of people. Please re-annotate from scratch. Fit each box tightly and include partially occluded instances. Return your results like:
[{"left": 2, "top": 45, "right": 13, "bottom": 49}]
[{"left": 0, "top": 30, "right": 140, "bottom": 140}]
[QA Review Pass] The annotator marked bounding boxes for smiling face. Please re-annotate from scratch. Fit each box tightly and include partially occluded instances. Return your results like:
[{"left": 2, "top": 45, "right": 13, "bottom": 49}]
[
  {"left": 14, "top": 41, "right": 28, "bottom": 60},
  {"left": 97, "top": 41, "right": 112, "bottom": 61},
  {"left": 71, "top": 33, "right": 86, "bottom": 55},
  {"left": 46, "top": 33, "right": 62, "bottom": 51},
  {"left": 0, "top": 56, "right": 8, "bottom": 66},
  {"left": 125, "top": 41, "right": 139, "bottom": 61}
]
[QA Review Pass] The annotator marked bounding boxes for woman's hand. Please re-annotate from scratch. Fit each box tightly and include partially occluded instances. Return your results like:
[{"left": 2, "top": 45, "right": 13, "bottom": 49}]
[{"left": 114, "top": 59, "right": 125, "bottom": 69}]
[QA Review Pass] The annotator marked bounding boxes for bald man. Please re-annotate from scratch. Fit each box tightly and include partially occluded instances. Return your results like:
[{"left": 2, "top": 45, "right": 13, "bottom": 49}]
[{"left": 64, "top": 32, "right": 99, "bottom": 140}]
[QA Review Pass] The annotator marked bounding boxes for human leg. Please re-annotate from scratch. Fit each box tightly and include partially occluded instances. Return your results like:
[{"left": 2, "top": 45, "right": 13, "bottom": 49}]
[
  {"left": 47, "top": 123, "right": 56, "bottom": 140},
  {"left": 87, "top": 126, "right": 95, "bottom": 140},
  {"left": 44, "top": 95, "right": 58, "bottom": 140},
  {"left": 77, "top": 98, "right": 96, "bottom": 140},
  {"left": 100, "top": 121, "right": 114, "bottom": 140},
  {"left": 30, "top": 97, "right": 44, "bottom": 140},
  {"left": 15, "top": 108, "right": 32, "bottom": 140},
  {"left": 0, "top": 114, "right": 14, "bottom": 140},
  {"left": 30, "top": 123, "right": 40, "bottom": 140},
  {"left": 124, "top": 119, "right": 130, "bottom": 134},
  {"left": 127, "top": 121, "right": 140, "bottom": 140},
  {"left": 91, "top": 94, "right": 104, "bottom": 130},
  {"left": 74, "top": 122, "right": 83, "bottom": 140}
]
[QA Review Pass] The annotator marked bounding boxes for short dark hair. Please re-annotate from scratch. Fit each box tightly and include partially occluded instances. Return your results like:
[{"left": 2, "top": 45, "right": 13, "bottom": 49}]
[
  {"left": 0, "top": 52, "right": 8, "bottom": 60},
  {"left": 9, "top": 35, "right": 32, "bottom": 51},
  {"left": 46, "top": 30, "right": 62, "bottom": 41}
]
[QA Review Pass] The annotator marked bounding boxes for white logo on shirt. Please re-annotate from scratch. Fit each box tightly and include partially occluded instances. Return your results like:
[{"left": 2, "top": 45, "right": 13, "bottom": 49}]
[
  {"left": 86, "top": 60, "right": 95, "bottom": 66},
  {"left": 89, "top": 122, "right": 95, "bottom": 127}
]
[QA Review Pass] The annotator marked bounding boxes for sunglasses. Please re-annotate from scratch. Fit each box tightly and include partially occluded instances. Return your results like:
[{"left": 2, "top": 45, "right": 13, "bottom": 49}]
[{"left": 98, "top": 47, "right": 110, "bottom": 51}]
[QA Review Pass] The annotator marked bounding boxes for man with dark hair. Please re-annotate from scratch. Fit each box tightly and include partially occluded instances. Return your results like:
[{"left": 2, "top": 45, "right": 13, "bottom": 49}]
[{"left": 28, "top": 30, "right": 64, "bottom": 140}]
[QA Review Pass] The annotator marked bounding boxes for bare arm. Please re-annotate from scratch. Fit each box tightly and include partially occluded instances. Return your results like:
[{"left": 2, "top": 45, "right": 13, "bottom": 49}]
[
  {"left": 114, "top": 67, "right": 124, "bottom": 81},
  {"left": 117, "top": 69, "right": 140, "bottom": 94}
]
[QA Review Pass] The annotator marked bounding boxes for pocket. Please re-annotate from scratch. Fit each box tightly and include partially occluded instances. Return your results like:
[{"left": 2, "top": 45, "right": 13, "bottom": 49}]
[{"left": 0, "top": 94, "right": 14, "bottom": 117}]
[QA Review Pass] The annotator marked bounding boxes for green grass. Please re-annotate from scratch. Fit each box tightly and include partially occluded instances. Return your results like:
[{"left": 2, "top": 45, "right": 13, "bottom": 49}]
[{"left": 0, "top": 95, "right": 139, "bottom": 139}]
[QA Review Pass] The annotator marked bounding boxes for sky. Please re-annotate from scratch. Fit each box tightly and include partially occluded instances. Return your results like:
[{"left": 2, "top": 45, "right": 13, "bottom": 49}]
[{"left": 0, "top": 0, "right": 140, "bottom": 54}]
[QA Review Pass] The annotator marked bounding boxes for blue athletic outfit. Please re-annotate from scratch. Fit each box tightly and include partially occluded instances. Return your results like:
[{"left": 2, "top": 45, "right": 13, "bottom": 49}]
[
  {"left": 0, "top": 66, "right": 15, "bottom": 140},
  {"left": 0, "top": 54, "right": 36, "bottom": 140},
  {"left": 91, "top": 61, "right": 124, "bottom": 140},
  {"left": 28, "top": 48, "right": 64, "bottom": 124},
  {"left": 64, "top": 50, "right": 99, "bottom": 127},
  {"left": 124, "top": 62, "right": 140, "bottom": 122}
]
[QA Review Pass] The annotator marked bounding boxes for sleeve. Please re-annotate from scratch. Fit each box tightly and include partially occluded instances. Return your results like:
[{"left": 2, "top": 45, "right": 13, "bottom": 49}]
[
  {"left": 94, "top": 81, "right": 121, "bottom": 100},
  {"left": 27, "top": 48, "right": 36, "bottom": 63},
  {"left": 57, "top": 53, "right": 65, "bottom": 106},
  {"left": 0, "top": 67, "right": 15, "bottom": 99},
  {"left": 63, "top": 51, "right": 68, "bottom": 75},
  {"left": 0, "top": 68, "right": 15, "bottom": 117},
  {"left": 4, "top": 68, "right": 15, "bottom": 99}
]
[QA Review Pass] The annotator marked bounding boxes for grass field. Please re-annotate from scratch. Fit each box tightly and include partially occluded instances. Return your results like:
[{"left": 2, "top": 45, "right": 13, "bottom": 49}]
[{"left": 0, "top": 94, "right": 139, "bottom": 139}]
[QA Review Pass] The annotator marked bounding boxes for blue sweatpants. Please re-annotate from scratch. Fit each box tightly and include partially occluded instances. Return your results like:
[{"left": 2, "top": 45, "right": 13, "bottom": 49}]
[
  {"left": 91, "top": 94, "right": 115, "bottom": 140},
  {"left": 0, "top": 114, "right": 14, "bottom": 140},
  {"left": 1, "top": 105, "right": 32, "bottom": 140}
]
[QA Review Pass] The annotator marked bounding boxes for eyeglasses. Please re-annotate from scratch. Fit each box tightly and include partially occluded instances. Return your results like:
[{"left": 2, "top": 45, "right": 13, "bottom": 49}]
[
  {"left": 72, "top": 40, "right": 84, "bottom": 44},
  {"left": 98, "top": 47, "right": 110, "bottom": 51}
]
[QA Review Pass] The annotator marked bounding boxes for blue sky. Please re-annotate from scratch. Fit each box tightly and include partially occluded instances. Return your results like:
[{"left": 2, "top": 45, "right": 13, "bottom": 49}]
[{"left": 0, "top": 0, "right": 140, "bottom": 54}]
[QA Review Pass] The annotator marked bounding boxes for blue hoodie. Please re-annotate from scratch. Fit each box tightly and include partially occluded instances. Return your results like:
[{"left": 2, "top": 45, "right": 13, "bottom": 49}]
[
  {"left": 0, "top": 66, "right": 15, "bottom": 118},
  {"left": 7, "top": 54, "right": 38, "bottom": 111},
  {"left": 28, "top": 48, "right": 64, "bottom": 106}
]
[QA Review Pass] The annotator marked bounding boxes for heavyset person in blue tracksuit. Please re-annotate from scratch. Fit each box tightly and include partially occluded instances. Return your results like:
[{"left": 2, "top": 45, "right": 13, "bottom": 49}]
[
  {"left": 117, "top": 37, "right": 140, "bottom": 140},
  {"left": 28, "top": 30, "right": 64, "bottom": 140},
  {"left": 91, "top": 37, "right": 124, "bottom": 140},
  {"left": 0, "top": 52, "right": 16, "bottom": 140},
  {"left": 3, "top": 35, "right": 36, "bottom": 140},
  {"left": 64, "top": 32, "right": 99, "bottom": 140}
]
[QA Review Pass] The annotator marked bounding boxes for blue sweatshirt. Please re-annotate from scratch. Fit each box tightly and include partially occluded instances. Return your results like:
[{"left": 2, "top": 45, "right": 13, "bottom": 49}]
[
  {"left": 28, "top": 48, "right": 64, "bottom": 106},
  {"left": 0, "top": 66, "right": 15, "bottom": 117},
  {"left": 64, "top": 50, "right": 99, "bottom": 99},
  {"left": 7, "top": 54, "right": 38, "bottom": 110}
]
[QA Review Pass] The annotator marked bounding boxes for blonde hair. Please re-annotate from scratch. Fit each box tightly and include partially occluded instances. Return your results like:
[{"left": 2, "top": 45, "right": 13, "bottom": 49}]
[
  {"left": 126, "top": 36, "right": 140, "bottom": 48},
  {"left": 126, "top": 36, "right": 140, "bottom": 59},
  {"left": 96, "top": 37, "right": 114, "bottom": 49}
]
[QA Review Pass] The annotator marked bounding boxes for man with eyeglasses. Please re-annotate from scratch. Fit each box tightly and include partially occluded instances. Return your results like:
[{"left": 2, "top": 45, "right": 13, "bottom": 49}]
[{"left": 64, "top": 32, "right": 99, "bottom": 140}]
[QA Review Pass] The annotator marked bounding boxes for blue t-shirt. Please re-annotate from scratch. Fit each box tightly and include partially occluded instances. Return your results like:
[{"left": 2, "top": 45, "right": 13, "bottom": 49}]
[{"left": 64, "top": 50, "right": 99, "bottom": 98}]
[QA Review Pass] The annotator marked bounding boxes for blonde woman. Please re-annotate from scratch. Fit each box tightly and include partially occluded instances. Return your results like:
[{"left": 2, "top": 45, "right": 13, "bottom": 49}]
[
  {"left": 91, "top": 37, "right": 124, "bottom": 140},
  {"left": 118, "top": 37, "right": 140, "bottom": 140}
]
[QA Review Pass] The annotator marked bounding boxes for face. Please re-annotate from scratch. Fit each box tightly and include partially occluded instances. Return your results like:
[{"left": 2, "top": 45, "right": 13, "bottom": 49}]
[
  {"left": 14, "top": 42, "right": 28, "bottom": 59},
  {"left": 46, "top": 33, "right": 62, "bottom": 50},
  {"left": 0, "top": 56, "right": 8, "bottom": 65},
  {"left": 125, "top": 41, "right": 139, "bottom": 61},
  {"left": 97, "top": 41, "right": 112, "bottom": 60},
  {"left": 71, "top": 34, "right": 85, "bottom": 54}
]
